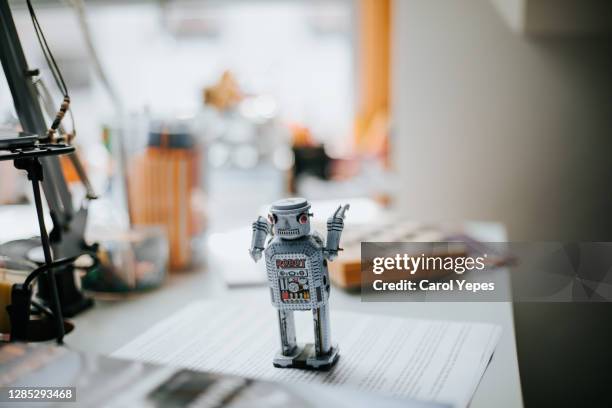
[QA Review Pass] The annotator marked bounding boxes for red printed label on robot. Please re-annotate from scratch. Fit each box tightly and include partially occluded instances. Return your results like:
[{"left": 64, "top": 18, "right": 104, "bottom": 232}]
[{"left": 276, "top": 259, "right": 306, "bottom": 269}]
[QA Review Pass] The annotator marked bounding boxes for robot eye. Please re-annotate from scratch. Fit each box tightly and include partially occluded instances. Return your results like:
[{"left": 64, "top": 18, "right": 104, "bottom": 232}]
[
  {"left": 298, "top": 213, "right": 308, "bottom": 224},
  {"left": 268, "top": 214, "right": 277, "bottom": 224}
]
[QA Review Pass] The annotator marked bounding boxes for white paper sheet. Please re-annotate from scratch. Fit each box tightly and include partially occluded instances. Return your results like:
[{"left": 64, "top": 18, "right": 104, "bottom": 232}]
[{"left": 113, "top": 300, "right": 501, "bottom": 408}]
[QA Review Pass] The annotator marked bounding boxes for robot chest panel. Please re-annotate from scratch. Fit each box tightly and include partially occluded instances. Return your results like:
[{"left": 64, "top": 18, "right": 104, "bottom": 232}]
[{"left": 267, "top": 242, "right": 324, "bottom": 308}]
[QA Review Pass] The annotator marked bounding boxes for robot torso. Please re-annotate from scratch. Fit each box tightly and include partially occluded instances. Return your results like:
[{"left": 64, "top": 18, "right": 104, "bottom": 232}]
[{"left": 264, "top": 234, "right": 328, "bottom": 311}]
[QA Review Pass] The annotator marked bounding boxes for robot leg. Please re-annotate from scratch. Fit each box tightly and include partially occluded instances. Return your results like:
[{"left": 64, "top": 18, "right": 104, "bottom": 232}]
[
  {"left": 278, "top": 309, "right": 297, "bottom": 355},
  {"left": 274, "top": 306, "right": 339, "bottom": 370},
  {"left": 313, "top": 304, "right": 332, "bottom": 355}
]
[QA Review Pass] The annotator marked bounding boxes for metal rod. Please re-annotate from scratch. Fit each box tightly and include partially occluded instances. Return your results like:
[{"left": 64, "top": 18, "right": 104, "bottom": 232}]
[{"left": 30, "top": 166, "right": 64, "bottom": 343}]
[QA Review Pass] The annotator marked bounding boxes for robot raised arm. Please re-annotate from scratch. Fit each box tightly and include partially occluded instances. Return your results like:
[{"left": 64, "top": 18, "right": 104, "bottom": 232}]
[
  {"left": 249, "top": 216, "right": 269, "bottom": 262},
  {"left": 324, "top": 204, "right": 349, "bottom": 261}
]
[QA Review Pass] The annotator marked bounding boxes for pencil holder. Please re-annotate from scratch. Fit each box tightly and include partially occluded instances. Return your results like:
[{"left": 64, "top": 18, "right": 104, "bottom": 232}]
[{"left": 128, "top": 121, "right": 206, "bottom": 271}]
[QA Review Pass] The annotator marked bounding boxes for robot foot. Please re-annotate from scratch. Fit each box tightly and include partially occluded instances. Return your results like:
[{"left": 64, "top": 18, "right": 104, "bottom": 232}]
[{"left": 273, "top": 344, "right": 339, "bottom": 371}]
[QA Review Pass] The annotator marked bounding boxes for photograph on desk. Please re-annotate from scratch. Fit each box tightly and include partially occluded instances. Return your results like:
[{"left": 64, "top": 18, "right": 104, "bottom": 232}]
[{"left": 0, "top": 0, "right": 611, "bottom": 407}]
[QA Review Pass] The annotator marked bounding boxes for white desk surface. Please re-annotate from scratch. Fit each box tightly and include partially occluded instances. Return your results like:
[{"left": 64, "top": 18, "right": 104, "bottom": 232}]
[{"left": 66, "top": 221, "right": 523, "bottom": 408}]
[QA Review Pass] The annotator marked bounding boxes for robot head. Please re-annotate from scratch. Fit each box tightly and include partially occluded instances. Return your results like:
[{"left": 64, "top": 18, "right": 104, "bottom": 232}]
[{"left": 269, "top": 197, "right": 312, "bottom": 240}]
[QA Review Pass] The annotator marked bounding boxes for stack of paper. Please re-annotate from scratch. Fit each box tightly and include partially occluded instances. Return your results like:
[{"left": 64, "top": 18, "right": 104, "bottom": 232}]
[{"left": 113, "top": 300, "right": 500, "bottom": 408}]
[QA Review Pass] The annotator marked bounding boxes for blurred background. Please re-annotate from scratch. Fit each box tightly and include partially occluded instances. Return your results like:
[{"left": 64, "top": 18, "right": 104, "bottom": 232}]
[
  {"left": 1, "top": 0, "right": 610, "bottom": 241},
  {"left": 1, "top": 0, "right": 612, "bottom": 406}
]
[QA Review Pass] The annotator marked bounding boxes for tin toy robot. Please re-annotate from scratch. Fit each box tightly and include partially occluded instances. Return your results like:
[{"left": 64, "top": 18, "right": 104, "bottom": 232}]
[{"left": 250, "top": 198, "right": 349, "bottom": 370}]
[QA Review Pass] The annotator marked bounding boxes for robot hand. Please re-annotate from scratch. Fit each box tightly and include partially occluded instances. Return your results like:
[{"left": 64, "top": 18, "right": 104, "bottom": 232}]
[
  {"left": 249, "top": 216, "right": 269, "bottom": 262},
  {"left": 325, "top": 204, "right": 350, "bottom": 261},
  {"left": 250, "top": 248, "right": 263, "bottom": 262}
]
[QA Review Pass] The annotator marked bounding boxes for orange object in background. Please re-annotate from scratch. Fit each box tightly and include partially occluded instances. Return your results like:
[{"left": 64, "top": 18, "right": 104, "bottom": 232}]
[
  {"left": 128, "top": 132, "right": 205, "bottom": 271},
  {"left": 59, "top": 153, "right": 81, "bottom": 183},
  {"left": 288, "top": 123, "right": 317, "bottom": 148},
  {"left": 203, "top": 70, "right": 243, "bottom": 111},
  {"left": 0, "top": 280, "right": 11, "bottom": 334},
  {"left": 354, "top": 0, "right": 391, "bottom": 163}
]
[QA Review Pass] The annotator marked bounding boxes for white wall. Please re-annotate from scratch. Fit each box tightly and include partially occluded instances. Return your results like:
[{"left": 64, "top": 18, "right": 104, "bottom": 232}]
[
  {"left": 392, "top": 0, "right": 612, "bottom": 240},
  {"left": 2, "top": 2, "right": 354, "bottom": 149}
]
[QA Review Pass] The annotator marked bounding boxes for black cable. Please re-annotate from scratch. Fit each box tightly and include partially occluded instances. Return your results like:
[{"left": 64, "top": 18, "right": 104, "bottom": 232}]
[
  {"left": 31, "top": 299, "right": 54, "bottom": 319},
  {"left": 24, "top": 255, "right": 80, "bottom": 288},
  {"left": 26, "top": 0, "right": 73, "bottom": 142},
  {"left": 26, "top": 0, "right": 68, "bottom": 97},
  {"left": 34, "top": 77, "right": 77, "bottom": 142}
]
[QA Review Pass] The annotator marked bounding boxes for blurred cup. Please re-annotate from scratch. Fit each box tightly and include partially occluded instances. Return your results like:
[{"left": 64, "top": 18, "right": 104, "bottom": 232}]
[{"left": 81, "top": 226, "right": 168, "bottom": 295}]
